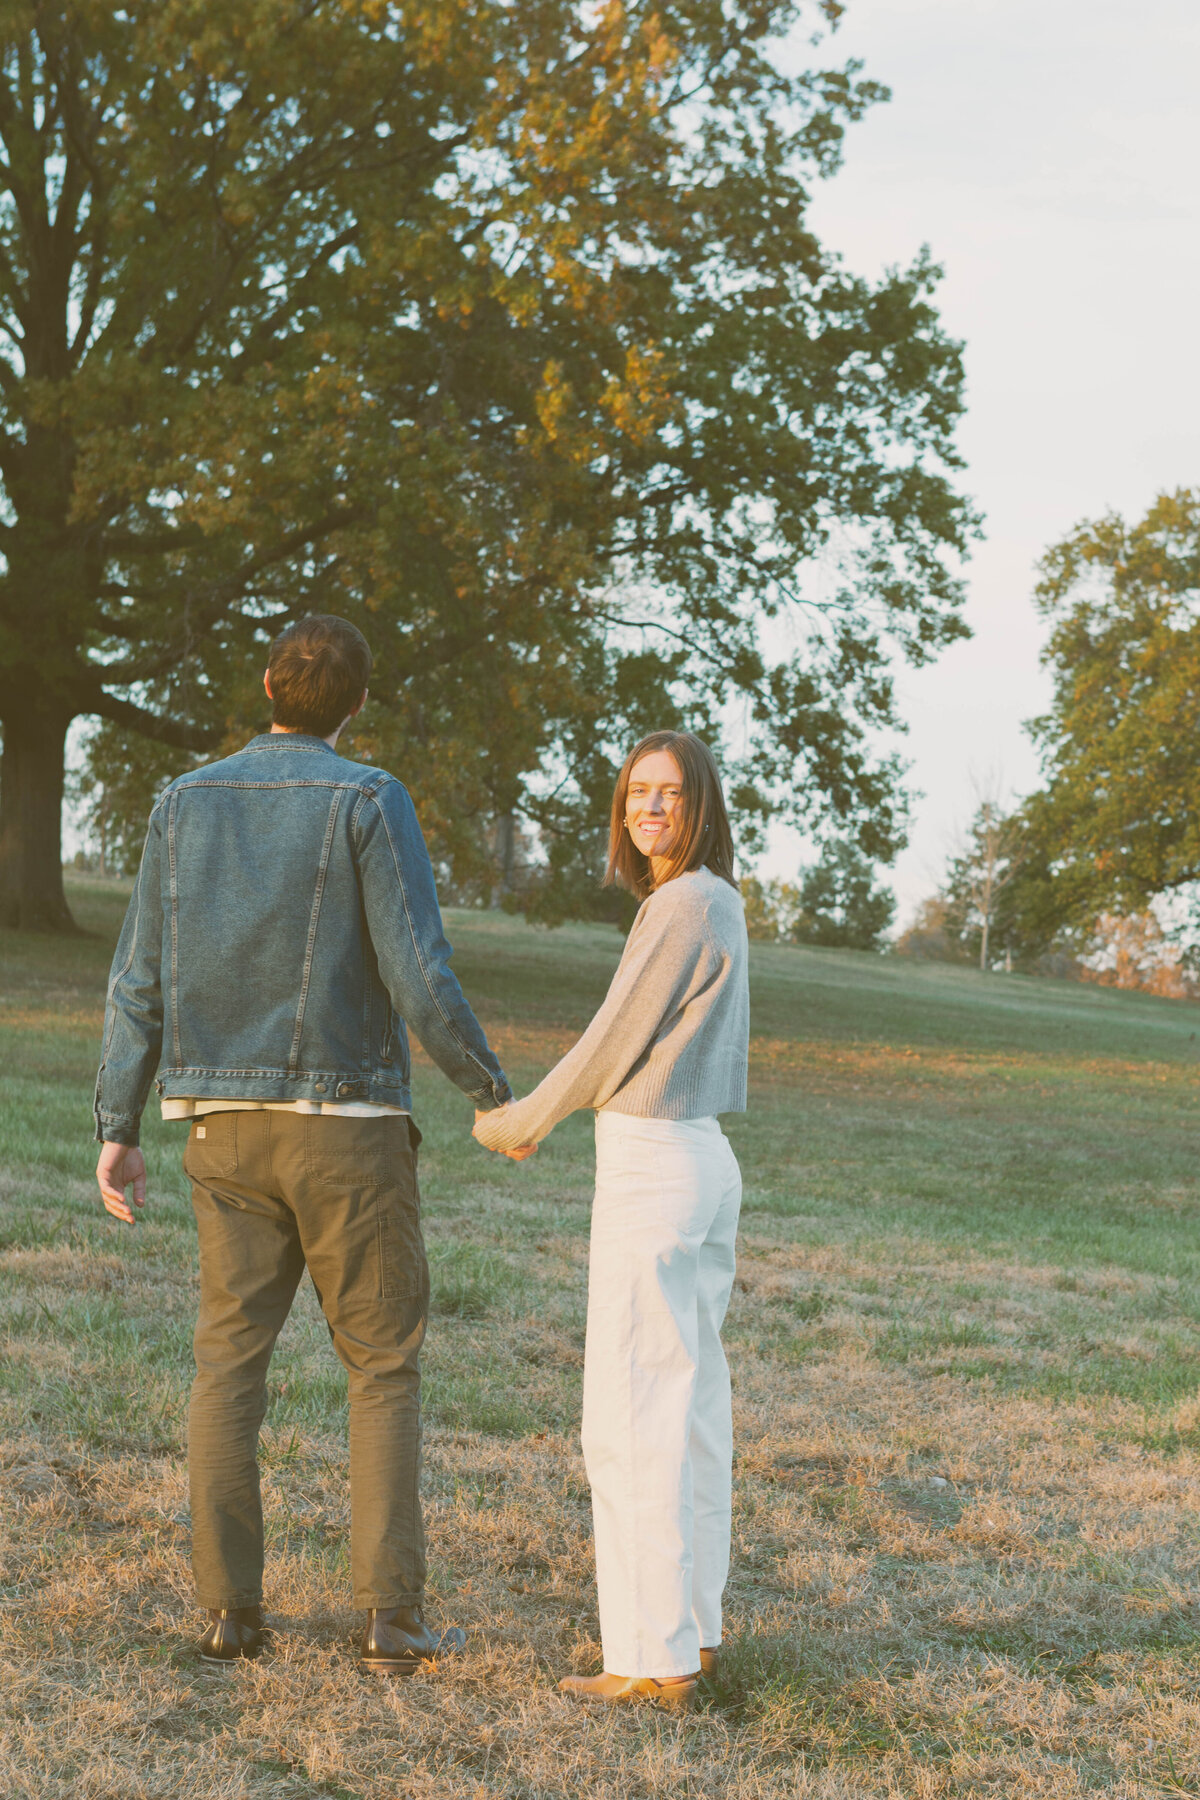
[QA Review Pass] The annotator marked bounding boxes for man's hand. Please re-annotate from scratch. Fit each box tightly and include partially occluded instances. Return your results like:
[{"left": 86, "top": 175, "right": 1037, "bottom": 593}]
[
  {"left": 474, "top": 1107, "right": 538, "bottom": 1162},
  {"left": 96, "top": 1143, "right": 147, "bottom": 1224}
]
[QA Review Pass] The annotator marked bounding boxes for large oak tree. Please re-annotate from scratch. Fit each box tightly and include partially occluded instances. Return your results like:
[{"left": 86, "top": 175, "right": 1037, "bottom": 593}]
[{"left": 0, "top": 0, "right": 976, "bottom": 930}]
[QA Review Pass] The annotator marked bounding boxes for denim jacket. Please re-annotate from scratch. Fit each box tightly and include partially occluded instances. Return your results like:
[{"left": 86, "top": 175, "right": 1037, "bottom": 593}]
[{"left": 95, "top": 733, "right": 512, "bottom": 1145}]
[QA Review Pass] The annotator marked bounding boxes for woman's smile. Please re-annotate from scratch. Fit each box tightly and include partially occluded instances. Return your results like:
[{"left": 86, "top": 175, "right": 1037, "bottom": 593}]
[{"left": 626, "top": 750, "right": 684, "bottom": 862}]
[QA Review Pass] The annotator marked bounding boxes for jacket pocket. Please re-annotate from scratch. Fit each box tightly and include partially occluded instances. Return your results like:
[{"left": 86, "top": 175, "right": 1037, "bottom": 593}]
[{"left": 182, "top": 1111, "right": 239, "bottom": 1181}]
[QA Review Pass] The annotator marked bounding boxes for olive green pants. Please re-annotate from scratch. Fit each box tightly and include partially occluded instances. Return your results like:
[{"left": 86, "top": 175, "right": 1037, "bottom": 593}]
[{"left": 184, "top": 1109, "right": 429, "bottom": 1610}]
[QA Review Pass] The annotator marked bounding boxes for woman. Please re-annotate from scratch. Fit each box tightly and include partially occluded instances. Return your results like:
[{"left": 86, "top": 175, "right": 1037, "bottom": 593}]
[{"left": 473, "top": 731, "right": 748, "bottom": 1710}]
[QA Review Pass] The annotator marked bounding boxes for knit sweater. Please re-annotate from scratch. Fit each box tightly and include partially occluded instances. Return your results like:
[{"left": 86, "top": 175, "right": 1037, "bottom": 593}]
[{"left": 473, "top": 866, "right": 749, "bottom": 1152}]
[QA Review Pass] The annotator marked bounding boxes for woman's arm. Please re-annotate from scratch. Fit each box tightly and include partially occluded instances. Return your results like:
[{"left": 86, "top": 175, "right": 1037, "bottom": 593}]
[{"left": 473, "top": 884, "right": 716, "bottom": 1152}]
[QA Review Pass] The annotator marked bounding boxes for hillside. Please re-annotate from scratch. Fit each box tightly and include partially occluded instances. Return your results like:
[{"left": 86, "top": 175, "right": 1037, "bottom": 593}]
[{"left": 2, "top": 876, "right": 1198, "bottom": 1799}]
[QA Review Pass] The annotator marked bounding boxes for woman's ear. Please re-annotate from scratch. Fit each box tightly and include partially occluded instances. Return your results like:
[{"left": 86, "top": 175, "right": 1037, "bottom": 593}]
[{"left": 263, "top": 669, "right": 274, "bottom": 700}]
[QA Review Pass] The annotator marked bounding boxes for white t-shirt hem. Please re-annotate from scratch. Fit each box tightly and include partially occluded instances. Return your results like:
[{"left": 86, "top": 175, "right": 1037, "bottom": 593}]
[{"left": 161, "top": 1097, "right": 409, "bottom": 1121}]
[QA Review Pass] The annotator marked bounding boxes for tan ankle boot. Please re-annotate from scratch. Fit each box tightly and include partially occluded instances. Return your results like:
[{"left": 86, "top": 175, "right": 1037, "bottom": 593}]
[{"left": 558, "top": 1670, "right": 698, "bottom": 1710}]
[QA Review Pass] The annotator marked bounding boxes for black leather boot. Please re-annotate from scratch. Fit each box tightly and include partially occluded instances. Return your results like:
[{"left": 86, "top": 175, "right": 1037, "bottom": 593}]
[
  {"left": 359, "top": 1604, "right": 467, "bottom": 1676},
  {"left": 199, "top": 1605, "right": 269, "bottom": 1664}
]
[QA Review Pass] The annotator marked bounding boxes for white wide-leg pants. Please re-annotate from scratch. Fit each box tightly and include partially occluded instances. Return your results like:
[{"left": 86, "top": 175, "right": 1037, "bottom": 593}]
[{"left": 582, "top": 1112, "right": 742, "bottom": 1679}]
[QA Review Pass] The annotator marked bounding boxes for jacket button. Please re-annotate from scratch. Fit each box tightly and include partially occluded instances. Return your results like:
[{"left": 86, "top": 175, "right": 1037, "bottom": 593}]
[
  {"left": 314, "top": 1081, "right": 327, "bottom": 1094},
  {"left": 335, "top": 1082, "right": 356, "bottom": 1099}
]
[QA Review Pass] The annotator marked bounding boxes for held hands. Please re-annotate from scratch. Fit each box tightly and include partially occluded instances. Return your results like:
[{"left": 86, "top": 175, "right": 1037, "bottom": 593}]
[
  {"left": 96, "top": 1143, "right": 147, "bottom": 1224},
  {"left": 473, "top": 1107, "right": 538, "bottom": 1162}
]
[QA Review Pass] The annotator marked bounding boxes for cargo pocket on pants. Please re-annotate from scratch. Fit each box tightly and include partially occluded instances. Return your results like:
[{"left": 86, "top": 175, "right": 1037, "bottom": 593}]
[{"left": 378, "top": 1183, "right": 428, "bottom": 1302}]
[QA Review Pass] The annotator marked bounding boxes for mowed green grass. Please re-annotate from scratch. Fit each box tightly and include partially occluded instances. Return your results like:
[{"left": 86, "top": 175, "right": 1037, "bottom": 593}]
[{"left": 2, "top": 875, "right": 1200, "bottom": 1799}]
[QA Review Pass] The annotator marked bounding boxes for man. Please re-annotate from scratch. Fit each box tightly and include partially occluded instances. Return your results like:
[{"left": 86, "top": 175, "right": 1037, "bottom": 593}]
[{"left": 94, "top": 614, "right": 531, "bottom": 1672}]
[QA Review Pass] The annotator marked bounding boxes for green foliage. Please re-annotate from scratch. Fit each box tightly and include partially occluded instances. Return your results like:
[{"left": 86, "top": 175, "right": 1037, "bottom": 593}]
[
  {"left": 1027, "top": 488, "right": 1200, "bottom": 923},
  {"left": 0, "top": 0, "right": 976, "bottom": 924},
  {"left": 742, "top": 842, "right": 894, "bottom": 950},
  {"left": 790, "top": 840, "right": 895, "bottom": 949},
  {"left": 516, "top": 834, "right": 639, "bottom": 932},
  {"left": 741, "top": 874, "right": 801, "bottom": 941},
  {"left": 68, "top": 723, "right": 200, "bottom": 876},
  {"left": 898, "top": 799, "right": 1083, "bottom": 975},
  {"left": 940, "top": 799, "right": 1028, "bottom": 968},
  {"left": 941, "top": 488, "right": 1200, "bottom": 980},
  {"left": 981, "top": 818, "right": 1088, "bottom": 973},
  {"left": 893, "top": 894, "right": 969, "bottom": 964}
]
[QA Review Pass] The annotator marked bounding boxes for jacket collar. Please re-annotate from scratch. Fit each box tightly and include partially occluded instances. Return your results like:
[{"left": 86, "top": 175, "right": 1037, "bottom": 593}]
[{"left": 243, "top": 732, "right": 336, "bottom": 754}]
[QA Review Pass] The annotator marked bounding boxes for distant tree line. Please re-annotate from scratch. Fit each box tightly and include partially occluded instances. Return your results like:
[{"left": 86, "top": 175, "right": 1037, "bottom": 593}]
[
  {"left": 68, "top": 482, "right": 1200, "bottom": 992},
  {"left": 742, "top": 841, "right": 895, "bottom": 951},
  {"left": 895, "top": 488, "right": 1200, "bottom": 1000}
]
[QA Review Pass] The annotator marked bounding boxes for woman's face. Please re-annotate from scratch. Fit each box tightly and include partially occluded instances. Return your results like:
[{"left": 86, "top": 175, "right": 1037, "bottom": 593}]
[{"left": 625, "top": 750, "right": 684, "bottom": 862}]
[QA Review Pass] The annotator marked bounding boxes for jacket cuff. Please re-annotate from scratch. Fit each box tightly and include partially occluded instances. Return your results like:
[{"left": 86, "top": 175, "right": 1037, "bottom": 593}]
[
  {"left": 472, "top": 1078, "right": 514, "bottom": 1110},
  {"left": 95, "top": 1113, "right": 142, "bottom": 1148}
]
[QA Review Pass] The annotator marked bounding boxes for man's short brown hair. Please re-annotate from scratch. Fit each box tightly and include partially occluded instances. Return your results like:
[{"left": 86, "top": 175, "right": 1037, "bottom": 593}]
[{"left": 267, "top": 615, "right": 372, "bottom": 737}]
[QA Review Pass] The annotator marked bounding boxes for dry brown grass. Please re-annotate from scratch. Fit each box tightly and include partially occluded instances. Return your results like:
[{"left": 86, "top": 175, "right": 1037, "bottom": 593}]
[{"left": 3, "top": 882, "right": 1200, "bottom": 1797}]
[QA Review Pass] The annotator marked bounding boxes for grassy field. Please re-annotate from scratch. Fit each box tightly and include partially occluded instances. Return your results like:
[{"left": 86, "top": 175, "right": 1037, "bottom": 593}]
[{"left": 3, "top": 874, "right": 1200, "bottom": 1799}]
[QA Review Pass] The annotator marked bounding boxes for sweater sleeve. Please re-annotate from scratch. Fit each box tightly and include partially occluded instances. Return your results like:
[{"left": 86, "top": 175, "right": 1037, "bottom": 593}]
[{"left": 473, "top": 885, "right": 715, "bottom": 1151}]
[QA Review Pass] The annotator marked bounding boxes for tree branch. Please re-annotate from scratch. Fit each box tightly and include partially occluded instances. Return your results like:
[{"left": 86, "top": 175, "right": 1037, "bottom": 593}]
[
  {"left": 102, "top": 521, "right": 209, "bottom": 557},
  {"left": 80, "top": 688, "right": 220, "bottom": 751},
  {"left": 96, "top": 505, "right": 365, "bottom": 682}
]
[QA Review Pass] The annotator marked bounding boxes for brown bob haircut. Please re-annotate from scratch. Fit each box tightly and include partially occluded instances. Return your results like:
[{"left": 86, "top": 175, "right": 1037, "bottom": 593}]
[
  {"left": 267, "top": 615, "right": 372, "bottom": 738},
  {"left": 605, "top": 730, "right": 738, "bottom": 900}
]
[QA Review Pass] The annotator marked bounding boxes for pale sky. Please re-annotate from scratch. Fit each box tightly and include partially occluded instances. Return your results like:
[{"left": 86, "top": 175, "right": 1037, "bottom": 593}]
[{"left": 762, "top": 0, "right": 1200, "bottom": 921}]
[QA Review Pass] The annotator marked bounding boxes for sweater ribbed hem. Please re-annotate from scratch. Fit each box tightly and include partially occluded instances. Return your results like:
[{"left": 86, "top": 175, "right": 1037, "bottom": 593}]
[
  {"left": 477, "top": 1062, "right": 747, "bottom": 1152},
  {"left": 599, "top": 1057, "right": 747, "bottom": 1123}
]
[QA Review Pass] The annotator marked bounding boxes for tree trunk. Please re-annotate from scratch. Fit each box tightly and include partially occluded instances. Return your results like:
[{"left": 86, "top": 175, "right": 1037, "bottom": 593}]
[
  {"left": 0, "top": 695, "right": 78, "bottom": 932},
  {"left": 492, "top": 812, "right": 516, "bottom": 906}
]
